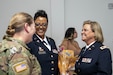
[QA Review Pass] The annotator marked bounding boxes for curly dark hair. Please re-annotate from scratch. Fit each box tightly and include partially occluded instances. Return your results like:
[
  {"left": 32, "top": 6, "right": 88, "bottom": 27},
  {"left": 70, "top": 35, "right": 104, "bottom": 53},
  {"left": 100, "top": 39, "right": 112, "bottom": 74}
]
[{"left": 34, "top": 10, "right": 48, "bottom": 23}]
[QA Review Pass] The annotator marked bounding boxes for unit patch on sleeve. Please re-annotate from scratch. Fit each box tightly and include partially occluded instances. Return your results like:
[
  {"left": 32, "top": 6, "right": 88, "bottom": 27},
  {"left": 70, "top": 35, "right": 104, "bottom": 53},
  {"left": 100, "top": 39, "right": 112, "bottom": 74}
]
[{"left": 12, "top": 60, "right": 28, "bottom": 73}]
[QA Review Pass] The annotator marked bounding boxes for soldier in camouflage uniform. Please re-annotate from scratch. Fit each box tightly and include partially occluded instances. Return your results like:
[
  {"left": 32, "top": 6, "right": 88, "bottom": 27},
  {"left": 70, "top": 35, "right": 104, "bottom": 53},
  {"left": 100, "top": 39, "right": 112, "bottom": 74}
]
[{"left": 0, "top": 12, "right": 41, "bottom": 75}]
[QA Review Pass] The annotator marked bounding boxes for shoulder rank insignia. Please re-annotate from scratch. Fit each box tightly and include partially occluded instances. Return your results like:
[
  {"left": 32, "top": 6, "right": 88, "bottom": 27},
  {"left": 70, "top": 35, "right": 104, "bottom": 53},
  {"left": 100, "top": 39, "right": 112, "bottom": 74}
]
[
  {"left": 100, "top": 46, "right": 109, "bottom": 50},
  {"left": 10, "top": 47, "right": 18, "bottom": 53}
]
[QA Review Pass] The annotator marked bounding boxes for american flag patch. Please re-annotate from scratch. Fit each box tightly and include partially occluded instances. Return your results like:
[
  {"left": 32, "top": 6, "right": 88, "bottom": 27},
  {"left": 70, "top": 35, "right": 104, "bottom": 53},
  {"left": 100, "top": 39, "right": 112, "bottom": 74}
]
[{"left": 13, "top": 60, "right": 28, "bottom": 73}]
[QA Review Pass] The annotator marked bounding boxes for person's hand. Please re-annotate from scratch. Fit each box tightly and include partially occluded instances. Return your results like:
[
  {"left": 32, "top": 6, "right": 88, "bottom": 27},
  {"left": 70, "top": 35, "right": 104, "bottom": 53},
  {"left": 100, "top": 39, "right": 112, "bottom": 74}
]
[{"left": 68, "top": 70, "right": 77, "bottom": 75}]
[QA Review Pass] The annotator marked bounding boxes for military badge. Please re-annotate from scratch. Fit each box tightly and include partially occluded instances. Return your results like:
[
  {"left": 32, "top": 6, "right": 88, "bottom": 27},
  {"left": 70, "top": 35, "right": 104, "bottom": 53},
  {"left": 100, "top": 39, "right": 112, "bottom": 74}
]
[
  {"left": 100, "top": 46, "right": 109, "bottom": 50},
  {"left": 88, "top": 48, "right": 92, "bottom": 50},
  {"left": 10, "top": 47, "right": 18, "bottom": 54},
  {"left": 38, "top": 47, "right": 46, "bottom": 54},
  {"left": 52, "top": 49, "right": 58, "bottom": 54},
  {"left": 37, "top": 40, "right": 40, "bottom": 43},
  {"left": 82, "top": 58, "right": 92, "bottom": 63}
]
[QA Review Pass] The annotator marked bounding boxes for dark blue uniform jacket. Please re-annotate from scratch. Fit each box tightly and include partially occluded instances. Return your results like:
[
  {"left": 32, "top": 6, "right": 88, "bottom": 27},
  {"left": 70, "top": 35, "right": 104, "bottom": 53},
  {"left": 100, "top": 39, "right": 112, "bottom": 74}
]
[
  {"left": 75, "top": 41, "right": 112, "bottom": 75},
  {"left": 27, "top": 34, "right": 59, "bottom": 75}
]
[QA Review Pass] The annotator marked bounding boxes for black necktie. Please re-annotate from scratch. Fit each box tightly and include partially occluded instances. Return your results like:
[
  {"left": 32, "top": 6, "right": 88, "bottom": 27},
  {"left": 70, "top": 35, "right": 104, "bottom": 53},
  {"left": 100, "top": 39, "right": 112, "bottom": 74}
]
[
  {"left": 42, "top": 41, "right": 47, "bottom": 45},
  {"left": 83, "top": 47, "right": 87, "bottom": 54}
]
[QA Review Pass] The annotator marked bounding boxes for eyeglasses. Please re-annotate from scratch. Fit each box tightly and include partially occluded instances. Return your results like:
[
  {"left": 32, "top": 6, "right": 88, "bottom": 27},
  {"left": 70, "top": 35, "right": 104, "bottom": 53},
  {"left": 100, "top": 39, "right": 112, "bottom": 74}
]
[{"left": 35, "top": 23, "right": 48, "bottom": 27}]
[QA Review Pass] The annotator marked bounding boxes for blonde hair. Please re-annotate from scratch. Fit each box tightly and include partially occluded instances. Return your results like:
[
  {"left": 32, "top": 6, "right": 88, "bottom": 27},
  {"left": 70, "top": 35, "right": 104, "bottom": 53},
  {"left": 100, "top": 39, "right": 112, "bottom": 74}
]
[
  {"left": 83, "top": 20, "right": 104, "bottom": 43},
  {"left": 3, "top": 12, "right": 33, "bottom": 39}
]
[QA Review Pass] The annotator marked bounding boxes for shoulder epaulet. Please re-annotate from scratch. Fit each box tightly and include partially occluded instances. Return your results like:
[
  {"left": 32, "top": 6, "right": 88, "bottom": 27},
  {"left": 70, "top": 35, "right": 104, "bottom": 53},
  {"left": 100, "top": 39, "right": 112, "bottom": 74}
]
[
  {"left": 100, "top": 46, "right": 109, "bottom": 50},
  {"left": 46, "top": 36, "right": 53, "bottom": 42},
  {"left": 46, "top": 36, "right": 51, "bottom": 39}
]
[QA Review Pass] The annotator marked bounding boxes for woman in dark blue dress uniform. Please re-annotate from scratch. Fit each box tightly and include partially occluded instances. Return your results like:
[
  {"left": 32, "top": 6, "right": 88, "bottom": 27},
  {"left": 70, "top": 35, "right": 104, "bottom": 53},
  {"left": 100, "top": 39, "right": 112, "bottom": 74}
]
[
  {"left": 27, "top": 10, "right": 59, "bottom": 75},
  {"left": 75, "top": 20, "right": 112, "bottom": 75}
]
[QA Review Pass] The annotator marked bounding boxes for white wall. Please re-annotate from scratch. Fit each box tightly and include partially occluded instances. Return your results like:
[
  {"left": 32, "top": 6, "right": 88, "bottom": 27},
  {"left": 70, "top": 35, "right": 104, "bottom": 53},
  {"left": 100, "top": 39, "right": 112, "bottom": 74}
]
[
  {"left": 64, "top": 0, "right": 113, "bottom": 71},
  {"left": 65, "top": 0, "right": 113, "bottom": 48},
  {"left": 51, "top": 0, "right": 65, "bottom": 47},
  {"left": 0, "top": 0, "right": 65, "bottom": 47},
  {"left": 0, "top": 0, "right": 113, "bottom": 70},
  {"left": 0, "top": 0, "right": 52, "bottom": 40}
]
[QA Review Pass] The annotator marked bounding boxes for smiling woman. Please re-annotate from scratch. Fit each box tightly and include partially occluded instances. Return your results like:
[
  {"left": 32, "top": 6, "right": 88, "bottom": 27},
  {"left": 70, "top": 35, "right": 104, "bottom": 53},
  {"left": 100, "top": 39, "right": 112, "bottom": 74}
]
[
  {"left": 75, "top": 20, "right": 112, "bottom": 75},
  {"left": 27, "top": 10, "right": 59, "bottom": 75}
]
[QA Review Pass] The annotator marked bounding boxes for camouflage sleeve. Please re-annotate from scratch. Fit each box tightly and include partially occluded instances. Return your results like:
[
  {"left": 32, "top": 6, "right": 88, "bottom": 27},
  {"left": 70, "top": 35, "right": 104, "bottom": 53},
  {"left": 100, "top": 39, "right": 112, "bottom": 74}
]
[
  {"left": 30, "top": 55, "right": 41, "bottom": 75},
  {"left": 5, "top": 47, "right": 40, "bottom": 75},
  {"left": 0, "top": 40, "right": 41, "bottom": 75}
]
